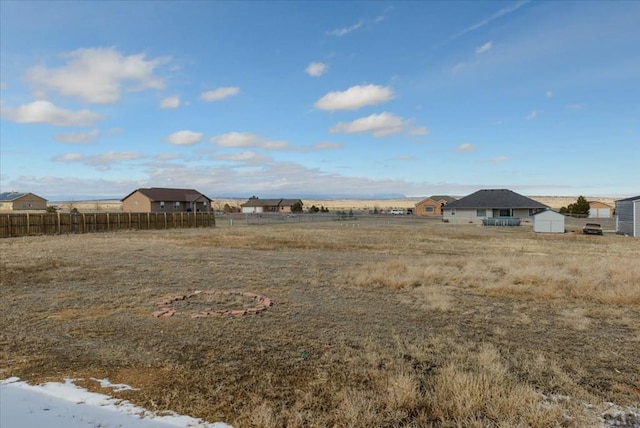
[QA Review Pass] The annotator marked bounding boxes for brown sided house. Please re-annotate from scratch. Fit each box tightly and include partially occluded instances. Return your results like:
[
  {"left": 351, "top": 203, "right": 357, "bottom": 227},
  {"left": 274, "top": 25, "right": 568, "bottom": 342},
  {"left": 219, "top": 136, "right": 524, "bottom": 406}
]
[
  {"left": 0, "top": 192, "right": 48, "bottom": 211},
  {"left": 241, "top": 198, "right": 303, "bottom": 214},
  {"left": 414, "top": 195, "right": 457, "bottom": 217},
  {"left": 122, "top": 188, "right": 212, "bottom": 213}
]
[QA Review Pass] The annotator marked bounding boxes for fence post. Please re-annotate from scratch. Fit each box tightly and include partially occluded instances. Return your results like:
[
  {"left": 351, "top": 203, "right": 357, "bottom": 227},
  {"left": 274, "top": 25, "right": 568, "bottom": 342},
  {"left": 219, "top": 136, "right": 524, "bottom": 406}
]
[
  {"left": 7, "top": 214, "right": 11, "bottom": 237},
  {"left": 26, "top": 213, "right": 30, "bottom": 235},
  {"left": 57, "top": 212, "right": 61, "bottom": 234}
]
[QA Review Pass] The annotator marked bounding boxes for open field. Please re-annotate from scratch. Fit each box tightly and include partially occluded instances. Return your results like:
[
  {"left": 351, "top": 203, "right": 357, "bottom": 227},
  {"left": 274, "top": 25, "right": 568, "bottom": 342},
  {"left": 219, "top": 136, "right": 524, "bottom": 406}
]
[
  {"left": 49, "top": 195, "right": 619, "bottom": 213},
  {"left": 1, "top": 221, "right": 639, "bottom": 427}
]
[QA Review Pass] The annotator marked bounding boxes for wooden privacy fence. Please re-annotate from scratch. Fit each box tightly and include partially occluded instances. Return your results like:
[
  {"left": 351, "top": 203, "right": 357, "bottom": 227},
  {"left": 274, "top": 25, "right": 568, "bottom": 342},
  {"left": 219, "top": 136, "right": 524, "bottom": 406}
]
[{"left": 0, "top": 212, "right": 216, "bottom": 238}]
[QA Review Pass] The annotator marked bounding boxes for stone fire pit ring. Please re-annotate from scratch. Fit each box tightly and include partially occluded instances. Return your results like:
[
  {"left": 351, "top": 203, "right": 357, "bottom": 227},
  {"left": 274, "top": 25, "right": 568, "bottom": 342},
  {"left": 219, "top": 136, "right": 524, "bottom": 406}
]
[{"left": 153, "top": 290, "right": 273, "bottom": 318}]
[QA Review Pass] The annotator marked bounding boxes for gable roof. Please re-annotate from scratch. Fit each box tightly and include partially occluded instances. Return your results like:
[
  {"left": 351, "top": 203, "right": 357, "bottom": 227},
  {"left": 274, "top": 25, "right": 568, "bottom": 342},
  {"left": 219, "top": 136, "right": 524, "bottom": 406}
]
[
  {"left": 241, "top": 198, "right": 302, "bottom": 207},
  {"left": 444, "top": 189, "right": 548, "bottom": 210},
  {"left": 615, "top": 195, "right": 640, "bottom": 202},
  {"left": 415, "top": 195, "right": 456, "bottom": 206},
  {"left": 588, "top": 200, "right": 612, "bottom": 208},
  {"left": 0, "top": 192, "right": 46, "bottom": 202},
  {"left": 122, "top": 188, "right": 212, "bottom": 202},
  {"left": 430, "top": 195, "right": 457, "bottom": 203},
  {"left": 531, "top": 209, "right": 563, "bottom": 217}
]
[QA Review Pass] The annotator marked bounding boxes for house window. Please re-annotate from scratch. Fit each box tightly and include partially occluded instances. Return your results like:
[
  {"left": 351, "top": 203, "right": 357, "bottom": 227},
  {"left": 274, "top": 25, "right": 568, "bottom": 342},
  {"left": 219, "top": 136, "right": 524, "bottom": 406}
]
[
  {"left": 499, "top": 209, "right": 511, "bottom": 217},
  {"left": 174, "top": 201, "right": 181, "bottom": 209},
  {"left": 202, "top": 201, "right": 207, "bottom": 207},
  {"left": 160, "top": 201, "right": 165, "bottom": 209},
  {"left": 424, "top": 206, "right": 434, "bottom": 213},
  {"left": 476, "top": 209, "right": 486, "bottom": 217}
]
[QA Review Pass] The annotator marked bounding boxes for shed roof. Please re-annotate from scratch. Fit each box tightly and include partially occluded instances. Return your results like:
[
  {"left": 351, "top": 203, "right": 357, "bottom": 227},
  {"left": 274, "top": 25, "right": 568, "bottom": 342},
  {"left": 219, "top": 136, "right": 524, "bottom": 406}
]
[
  {"left": 531, "top": 209, "right": 564, "bottom": 217},
  {"left": 615, "top": 195, "right": 640, "bottom": 202},
  {"left": 444, "top": 189, "right": 548, "bottom": 210},
  {"left": 122, "top": 188, "right": 212, "bottom": 202}
]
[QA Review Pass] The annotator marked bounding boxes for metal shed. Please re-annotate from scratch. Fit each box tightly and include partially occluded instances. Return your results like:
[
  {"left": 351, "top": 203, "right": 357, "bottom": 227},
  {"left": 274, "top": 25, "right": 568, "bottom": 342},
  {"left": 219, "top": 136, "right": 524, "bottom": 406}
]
[
  {"left": 532, "top": 210, "right": 565, "bottom": 233},
  {"left": 615, "top": 195, "right": 640, "bottom": 237}
]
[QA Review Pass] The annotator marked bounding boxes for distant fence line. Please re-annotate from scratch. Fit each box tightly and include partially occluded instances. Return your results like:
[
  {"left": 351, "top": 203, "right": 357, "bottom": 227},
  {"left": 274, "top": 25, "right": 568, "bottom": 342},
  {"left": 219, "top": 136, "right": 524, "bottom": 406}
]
[{"left": 0, "top": 212, "right": 216, "bottom": 238}]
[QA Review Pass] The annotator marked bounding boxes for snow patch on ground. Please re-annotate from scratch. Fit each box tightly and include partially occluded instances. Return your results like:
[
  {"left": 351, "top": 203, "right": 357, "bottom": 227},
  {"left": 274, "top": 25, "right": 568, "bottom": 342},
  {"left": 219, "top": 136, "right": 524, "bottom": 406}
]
[{"left": 0, "top": 377, "right": 232, "bottom": 428}]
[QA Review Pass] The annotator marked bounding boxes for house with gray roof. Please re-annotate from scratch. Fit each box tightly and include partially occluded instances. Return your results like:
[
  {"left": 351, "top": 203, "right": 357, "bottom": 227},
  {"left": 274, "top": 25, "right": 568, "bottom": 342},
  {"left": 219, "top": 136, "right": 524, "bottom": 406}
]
[
  {"left": 121, "top": 188, "right": 212, "bottom": 213},
  {"left": 241, "top": 198, "right": 303, "bottom": 214},
  {"left": 615, "top": 195, "right": 640, "bottom": 237},
  {"left": 0, "top": 192, "right": 48, "bottom": 211},
  {"left": 442, "top": 189, "right": 548, "bottom": 224}
]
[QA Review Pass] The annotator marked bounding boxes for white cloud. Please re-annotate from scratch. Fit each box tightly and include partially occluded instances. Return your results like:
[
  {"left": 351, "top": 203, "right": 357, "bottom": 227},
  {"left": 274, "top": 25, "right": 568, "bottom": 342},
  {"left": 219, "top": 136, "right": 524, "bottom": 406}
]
[
  {"left": 1, "top": 100, "right": 102, "bottom": 127},
  {"left": 526, "top": 110, "right": 538, "bottom": 120},
  {"left": 566, "top": 103, "right": 586, "bottom": 110},
  {"left": 165, "top": 130, "right": 203, "bottom": 146},
  {"left": 546, "top": 91, "right": 553, "bottom": 98},
  {"left": 215, "top": 151, "right": 269, "bottom": 163},
  {"left": 305, "top": 62, "right": 328, "bottom": 77},
  {"left": 312, "top": 142, "right": 344, "bottom": 150},
  {"left": 492, "top": 155, "right": 509, "bottom": 162},
  {"left": 314, "top": 84, "right": 394, "bottom": 111},
  {"left": 408, "top": 126, "right": 429, "bottom": 136},
  {"left": 200, "top": 87, "right": 240, "bottom": 102},
  {"left": 452, "top": 63, "right": 467, "bottom": 75},
  {"left": 52, "top": 153, "right": 84, "bottom": 162},
  {"left": 453, "top": 1, "right": 529, "bottom": 39},
  {"left": 210, "top": 132, "right": 289, "bottom": 150},
  {"left": 456, "top": 143, "right": 476, "bottom": 153},
  {"left": 54, "top": 129, "right": 99, "bottom": 144},
  {"left": 326, "top": 21, "right": 363, "bottom": 36},
  {"left": 156, "top": 153, "right": 182, "bottom": 161},
  {"left": 329, "top": 112, "right": 406, "bottom": 137},
  {"left": 476, "top": 42, "right": 493, "bottom": 55},
  {"left": 160, "top": 95, "right": 180, "bottom": 109},
  {"left": 52, "top": 151, "right": 142, "bottom": 171},
  {"left": 25, "top": 47, "right": 166, "bottom": 104}
]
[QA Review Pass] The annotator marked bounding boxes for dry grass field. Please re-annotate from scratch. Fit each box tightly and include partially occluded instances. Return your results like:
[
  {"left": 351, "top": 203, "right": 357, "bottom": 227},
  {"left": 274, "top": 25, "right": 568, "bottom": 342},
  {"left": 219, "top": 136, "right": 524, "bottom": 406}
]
[
  {"left": 1, "top": 220, "right": 639, "bottom": 427},
  {"left": 50, "top": 195, "right": 619, "bottom": 213}
]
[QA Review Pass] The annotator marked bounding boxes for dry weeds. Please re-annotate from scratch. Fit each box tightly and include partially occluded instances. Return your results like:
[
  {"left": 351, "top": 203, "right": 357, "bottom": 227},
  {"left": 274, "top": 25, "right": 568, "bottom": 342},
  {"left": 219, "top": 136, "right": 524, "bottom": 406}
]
[{"left": 1, "top": 221, "right": 638, "bottom": 427}]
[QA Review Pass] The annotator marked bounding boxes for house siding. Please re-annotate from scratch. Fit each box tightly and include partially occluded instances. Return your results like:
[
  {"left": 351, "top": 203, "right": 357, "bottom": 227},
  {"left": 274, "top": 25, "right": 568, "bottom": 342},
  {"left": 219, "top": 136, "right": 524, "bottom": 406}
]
[
  {"left": 443, "top": 209, "right": 482, "bottom": 224},
  {"left": 415, "top": 199, "right": 442, "bottom": 216},
  {"left": 533, "top": 210, "right": 565, "bottom": 233},
  {"left": 444, "top": 208, "right": 538, "bottom": 224},
  {"left": 122, "top": 191, "right": 152, "bottom": 212},
  {"left": 589, "top": 201, "right": 612, "bottom": 218},
  {"left": 616, "top": 198, "right": 639, "bottom": 237},
  {"left": 0, "top": 194, "right": 47, "bottom": 211}
]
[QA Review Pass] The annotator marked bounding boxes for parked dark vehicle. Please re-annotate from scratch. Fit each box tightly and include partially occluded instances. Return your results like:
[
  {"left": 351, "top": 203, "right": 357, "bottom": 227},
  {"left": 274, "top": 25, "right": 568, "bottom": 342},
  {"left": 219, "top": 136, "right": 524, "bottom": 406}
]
[{"left": 582, "top": 223, "right": 603, "bottom": 235}]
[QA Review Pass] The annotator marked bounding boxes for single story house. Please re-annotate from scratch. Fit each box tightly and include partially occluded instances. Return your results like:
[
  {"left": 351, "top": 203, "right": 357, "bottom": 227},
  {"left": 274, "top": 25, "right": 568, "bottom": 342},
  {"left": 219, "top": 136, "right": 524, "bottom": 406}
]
[
  {"left": 589, "top": 201, "right": 612, "bottom": 218},
  {"left": 615, "top": 195, "right": 639, "bottom": 237},
  {"left": 532, "top": 209, "right": 565, "bottom": 233},
  {"left": 442, "top": 189, "right": 548, "bottom": 224},
  {"left": 241, "top": 198, "right": 303, "bottom": 214},
  {"left": 414, "top": 195, "right": 457, "bottom": 217},
  {"left": 0, "top": 192, "right": 48, "bottom": 211},
  {"left": 122, "top": 188, "right": 212, "bottom": 213}
]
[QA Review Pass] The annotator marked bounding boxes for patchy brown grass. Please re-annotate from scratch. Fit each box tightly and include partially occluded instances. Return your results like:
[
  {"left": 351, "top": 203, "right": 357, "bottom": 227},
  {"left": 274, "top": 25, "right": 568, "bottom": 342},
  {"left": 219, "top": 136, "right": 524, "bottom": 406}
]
[{"left": 0, "top": 221, "right": 638, "bottom": 427}]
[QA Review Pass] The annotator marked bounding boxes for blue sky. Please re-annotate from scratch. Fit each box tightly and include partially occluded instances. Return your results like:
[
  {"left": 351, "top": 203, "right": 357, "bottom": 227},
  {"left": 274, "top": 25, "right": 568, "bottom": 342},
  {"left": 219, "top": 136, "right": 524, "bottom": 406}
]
[{"left": 1, "top": 1, "right": 638, "bottom": 200}]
